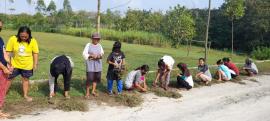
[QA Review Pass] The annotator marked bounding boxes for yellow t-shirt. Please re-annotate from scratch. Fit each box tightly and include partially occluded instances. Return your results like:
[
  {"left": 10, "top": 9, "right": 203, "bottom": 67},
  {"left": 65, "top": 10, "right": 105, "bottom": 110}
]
[{"left": 6, "top": 36, "right": 39, "bottom": 70}]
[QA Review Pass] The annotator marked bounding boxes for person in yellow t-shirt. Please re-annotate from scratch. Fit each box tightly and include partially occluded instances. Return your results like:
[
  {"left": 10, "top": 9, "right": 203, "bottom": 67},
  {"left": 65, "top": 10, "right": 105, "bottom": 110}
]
[{"left": 6, "top": 26, "right": 39, "bottom": 102}]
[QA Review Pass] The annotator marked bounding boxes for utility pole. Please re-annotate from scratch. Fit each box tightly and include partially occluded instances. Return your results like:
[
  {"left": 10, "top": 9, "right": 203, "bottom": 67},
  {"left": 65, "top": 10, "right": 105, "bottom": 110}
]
[
  {"left": 204, "top": 0, "right": 211, "bottom": 62},
  {"left": 96, "top": 0, "right": 101, "bottom": 33}
]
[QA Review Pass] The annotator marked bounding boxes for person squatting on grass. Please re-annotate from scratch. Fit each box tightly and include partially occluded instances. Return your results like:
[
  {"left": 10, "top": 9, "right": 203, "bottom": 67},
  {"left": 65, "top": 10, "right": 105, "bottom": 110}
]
[
  {"left": 0, "top": 19, "right": 12, "bottom": 119},
  {"left": 6, "top": 26, "right": 39, "bottom": 102},
  {"left": 243, "top": 58, "right": 258, "bottom": 76},
  {"left": 153, "top": 55, "right": 175, "bottom": 90},
  {"left": 222, "top": 57, "right": 239, "bottom": 78},
  {"left": 216, "top": 59, "right": 231, "bottom": 81},
  {"left": 196, "top": 58, "right": 212, "bottom": 85},
  {"left": 106, "top": 41, "right": 126, "bottom": 95},
  {"left": 125, "top": 65, "right": 149, "bottom": 92},
  {"left": 49, "top": 55, "right": 74, "bottom": 99},
  {"left": 177, "top": 63, "right": 194, "bottom": 90},
  {"left": 82, "top": 33, "right": 104, "bottom": 98}
]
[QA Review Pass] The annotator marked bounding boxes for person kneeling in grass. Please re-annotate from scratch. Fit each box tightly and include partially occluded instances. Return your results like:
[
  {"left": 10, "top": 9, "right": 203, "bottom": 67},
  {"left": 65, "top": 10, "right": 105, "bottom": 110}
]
[
  {"left": 216, "top": 59, "right": 231, "bottom": 81},
  {"left": 125, "top": 65, "right": 149, "bottom": 92},
  {"left": 243, "top": 58, "right": 258, "bottom": 76},
  {"left": 177, "top": 63, "right": 193, "bottom": 90},
  {"left": 223, "top": 57, "right": 239, "bottom": 78},
  {"left": 196, "top": 58, "right": 212, "bottom": 84}
]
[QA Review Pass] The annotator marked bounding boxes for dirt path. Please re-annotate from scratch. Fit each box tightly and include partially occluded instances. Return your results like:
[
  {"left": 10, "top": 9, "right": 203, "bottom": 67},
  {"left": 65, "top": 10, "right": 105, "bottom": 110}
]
[{"left": 5, "top": 75, "right": 270, "bottom": 121}]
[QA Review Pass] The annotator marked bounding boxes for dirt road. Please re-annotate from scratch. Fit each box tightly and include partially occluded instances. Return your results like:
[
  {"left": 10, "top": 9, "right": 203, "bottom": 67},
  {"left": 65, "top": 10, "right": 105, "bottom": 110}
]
[{"left": 5, "top": 75, "right": 270, "bottom": 121}]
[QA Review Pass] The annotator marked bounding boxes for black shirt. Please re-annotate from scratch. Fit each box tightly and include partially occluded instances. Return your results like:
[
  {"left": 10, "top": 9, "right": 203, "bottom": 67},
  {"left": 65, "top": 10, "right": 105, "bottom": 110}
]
[{"left": 0, "top": 37, "right": 7, "bottom": 66}]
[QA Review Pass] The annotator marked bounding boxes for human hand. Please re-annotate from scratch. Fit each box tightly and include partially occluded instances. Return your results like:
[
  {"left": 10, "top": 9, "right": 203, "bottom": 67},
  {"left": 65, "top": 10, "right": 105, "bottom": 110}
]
[
  {"left": 3, "top": 68, "right": 12, "bottom": 75},
  {"left": 33, "top": 64, "right": 38, "bottom": 71}
]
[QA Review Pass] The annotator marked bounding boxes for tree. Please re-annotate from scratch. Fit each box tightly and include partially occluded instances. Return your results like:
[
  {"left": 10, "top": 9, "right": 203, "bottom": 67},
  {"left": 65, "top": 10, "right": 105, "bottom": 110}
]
[
  {"left": 63, "top": 0, "right": 72, "bottom": 14},
  {"left": 163, "top": 5, "right": 195, "bottom": 48},
  {"left": 26, "top": 0, "right": 31, "bottom": 4},
  {"left": 26, "top": 0, "right": 32, "bottom": 13},
  {"left": 35, "top": 0, "right": 47, "bottom": 15},
  {"left": 8, "top": 0, "right": 14, "bottom": 3},
  {"left": 223, "top": 0, "right": 245, "bottom": 55},
  {"left": 234, "top": 0, "right": 270, "bottom": 52},
  {"left": 47, "top": 0, "right": 57, "bottom": 16},
  {"left": 101, "top": 9, "right": 121, "bottom": 29}
]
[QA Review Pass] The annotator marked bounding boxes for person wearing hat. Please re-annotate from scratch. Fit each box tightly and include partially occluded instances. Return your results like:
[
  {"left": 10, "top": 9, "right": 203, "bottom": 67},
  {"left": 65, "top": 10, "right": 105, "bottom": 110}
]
[
  {"left": 82, "top": 33, "right": 104, "bottom": 97},
  {"left": 106, "top": 41, "right": 125, "bottom": 95}
]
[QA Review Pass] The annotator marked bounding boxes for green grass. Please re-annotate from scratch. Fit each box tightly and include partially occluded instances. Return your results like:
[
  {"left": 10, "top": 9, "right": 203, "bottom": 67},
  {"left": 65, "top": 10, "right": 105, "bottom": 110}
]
[
  {"left": 0, "top": 30, "right": 252, "bottom": 115},
  {"left": 56, "top": 28, "right": 171, "bottom": 47}
]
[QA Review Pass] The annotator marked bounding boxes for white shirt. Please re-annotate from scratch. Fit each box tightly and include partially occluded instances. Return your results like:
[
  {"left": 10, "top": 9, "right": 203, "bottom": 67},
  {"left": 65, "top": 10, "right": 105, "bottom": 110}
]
[
  {"left": 82, "top": 43, "right": 104, "bottom": 60},
  {"left": 161, "top": 55, "right": 175, "bottom": 70}
]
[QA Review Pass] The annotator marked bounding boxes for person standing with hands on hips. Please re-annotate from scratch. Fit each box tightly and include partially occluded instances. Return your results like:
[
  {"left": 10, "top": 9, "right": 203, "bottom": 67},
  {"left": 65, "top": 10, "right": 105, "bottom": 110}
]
[
  {"left": 6, "top": 26, "right": 39, "bottom": 102},
  {"left": 83, "top": 33, "right": 104, "bottom": 98}
]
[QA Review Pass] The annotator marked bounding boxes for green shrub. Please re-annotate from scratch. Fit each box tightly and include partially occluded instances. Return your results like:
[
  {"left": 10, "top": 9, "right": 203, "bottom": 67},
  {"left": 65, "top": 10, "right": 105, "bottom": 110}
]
[
  {"left": 57, "top": 27, "right": 171, "bottom": 47},
  {"left": 251, "top": 47, "right": 270, "bottom": 60}
]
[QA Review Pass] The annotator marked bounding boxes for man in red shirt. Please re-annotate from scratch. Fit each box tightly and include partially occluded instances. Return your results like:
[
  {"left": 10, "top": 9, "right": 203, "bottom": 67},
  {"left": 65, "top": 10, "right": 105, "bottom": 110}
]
[{"left": 223, "top": 57, "right": 239, "bottom": 78}]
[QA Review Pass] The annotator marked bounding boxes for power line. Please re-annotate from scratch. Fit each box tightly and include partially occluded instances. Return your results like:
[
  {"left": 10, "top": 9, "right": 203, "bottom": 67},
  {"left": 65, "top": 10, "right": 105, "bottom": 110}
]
[{"left": 101, "top": 0, "right": 132, "bottom": 13}]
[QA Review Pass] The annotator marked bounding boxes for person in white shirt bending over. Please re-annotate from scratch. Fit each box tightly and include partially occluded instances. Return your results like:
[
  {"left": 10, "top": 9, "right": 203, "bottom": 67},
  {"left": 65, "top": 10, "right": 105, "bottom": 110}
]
[{"left": 153, "top": 55, "right": 175, "bottom": 90}]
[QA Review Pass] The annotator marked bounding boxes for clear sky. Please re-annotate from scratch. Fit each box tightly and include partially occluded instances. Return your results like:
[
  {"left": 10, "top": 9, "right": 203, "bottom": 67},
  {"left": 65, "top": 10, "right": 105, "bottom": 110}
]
[{"left": 0, "top": 0, "right": 224, "bottom": 14}]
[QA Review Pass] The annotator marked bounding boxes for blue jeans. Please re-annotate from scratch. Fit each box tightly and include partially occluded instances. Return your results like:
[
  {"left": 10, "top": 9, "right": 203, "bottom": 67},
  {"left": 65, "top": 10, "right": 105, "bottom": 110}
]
[{"left": 107, "top": 79, "right": 123, "bottom": 93}]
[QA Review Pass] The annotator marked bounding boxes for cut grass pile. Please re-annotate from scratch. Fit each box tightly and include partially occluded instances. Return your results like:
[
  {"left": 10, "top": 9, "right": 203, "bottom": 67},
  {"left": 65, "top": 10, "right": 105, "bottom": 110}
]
[{"left": 0, "top": 30, "right": 269, "bottom": 116}]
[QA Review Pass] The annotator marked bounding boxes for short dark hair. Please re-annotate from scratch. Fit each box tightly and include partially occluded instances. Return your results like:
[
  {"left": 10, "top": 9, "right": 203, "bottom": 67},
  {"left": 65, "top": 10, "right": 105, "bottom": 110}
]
[
  {"left": 216, "top": 59, "right": 223, "bottom": 65},
  {"left": 0, "top": 19, "right": 2, "bottom": 22},
  {"left": 158, "top": 59, "right": 165, "bottom": 69},
  {"left": 141, "top": 65, "right": 149, "bottom": 72},
  {"left": 245, "top": 58, "right": 252, "bottom": 65},
  {"left": 199, "top": 58, "right": 205, "bottom": 62},
  {"left": 112, "top": 41, "right": 121, "bottom": 52},
  {"left": 16, "top": 26, "right": 32, "bottom": 44},
  {"left": 222, "top": 57, "right": 230, "bottom": 62}
]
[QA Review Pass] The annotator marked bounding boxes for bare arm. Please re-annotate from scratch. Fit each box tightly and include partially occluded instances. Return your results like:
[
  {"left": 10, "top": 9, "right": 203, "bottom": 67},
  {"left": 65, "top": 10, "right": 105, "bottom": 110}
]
[
  {"left": 143, "top": 77, "right": 147, "bottom": 90},
  {"left": 134, "top": 83, "right": 146, "bottom": 92},
  {"left": 33, "top": 53, "right": 38, "bottom": 70},
  {"left": 0, "top": 50, "right": 11, "bottom": 74},
  {"left": 153, "top": 70, "right": 161, "bottom": 85}
]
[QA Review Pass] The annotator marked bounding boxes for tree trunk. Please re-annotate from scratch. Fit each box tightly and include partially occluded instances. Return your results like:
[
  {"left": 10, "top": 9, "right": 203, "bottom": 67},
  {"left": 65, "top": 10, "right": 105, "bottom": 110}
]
[
  {"left": 96, "top": 0, "right": 101, "bottom": 33},
  {"left": 231, "top": 20, "right": 234, "bottom": 57},
  {"left": 204, "top": 0, "right": 211, "bottom": 62}
]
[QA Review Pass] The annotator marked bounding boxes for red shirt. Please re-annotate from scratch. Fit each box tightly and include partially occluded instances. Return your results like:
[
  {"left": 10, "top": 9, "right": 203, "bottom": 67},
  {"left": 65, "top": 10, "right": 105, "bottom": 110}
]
[{"left": 224, "top": 62, "right": 239, "bottom": 75}]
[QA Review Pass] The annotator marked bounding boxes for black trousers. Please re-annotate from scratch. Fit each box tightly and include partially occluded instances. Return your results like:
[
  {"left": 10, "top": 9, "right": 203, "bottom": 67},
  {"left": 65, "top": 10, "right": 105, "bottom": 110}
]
[
  {"left": 177, "top": 76, "right": 192, "bottom": 90},
  {"left": 50, "top": 55, "right": 72, "bottom": 92}
]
